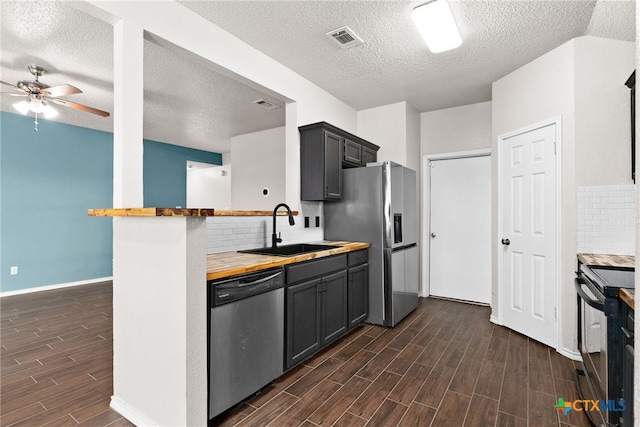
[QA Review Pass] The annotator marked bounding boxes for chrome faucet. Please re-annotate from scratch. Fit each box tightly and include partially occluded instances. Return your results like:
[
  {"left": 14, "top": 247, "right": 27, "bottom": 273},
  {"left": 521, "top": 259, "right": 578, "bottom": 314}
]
[{"left": 272, "top": 203, "right": 295, "bottom": 248}]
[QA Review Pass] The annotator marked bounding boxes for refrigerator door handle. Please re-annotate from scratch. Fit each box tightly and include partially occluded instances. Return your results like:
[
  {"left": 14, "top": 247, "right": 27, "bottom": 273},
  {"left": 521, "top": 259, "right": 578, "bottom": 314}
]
[{"left": 392, "top": 243, "right": 417, "bottom": 252}]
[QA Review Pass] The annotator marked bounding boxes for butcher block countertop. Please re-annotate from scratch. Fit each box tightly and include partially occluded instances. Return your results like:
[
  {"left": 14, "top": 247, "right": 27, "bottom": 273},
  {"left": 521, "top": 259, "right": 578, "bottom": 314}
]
[
  {"left": 577, "top": 253, "right": 635, "bottom": 269},
  {"left": 620, "top": 289, "right": 635, "bottom": 310},
  {"left": 88, "top": 208, "right": 298, "bottom": 217},
  {"left": 206, "top": 241, "right": 370, "bottom": 281}
]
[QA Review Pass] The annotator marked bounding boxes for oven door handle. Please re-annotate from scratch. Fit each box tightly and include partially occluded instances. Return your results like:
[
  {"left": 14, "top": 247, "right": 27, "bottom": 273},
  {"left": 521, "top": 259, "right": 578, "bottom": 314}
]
[{"left": 574, "top": 277, "right": 605, "bottom": 311}]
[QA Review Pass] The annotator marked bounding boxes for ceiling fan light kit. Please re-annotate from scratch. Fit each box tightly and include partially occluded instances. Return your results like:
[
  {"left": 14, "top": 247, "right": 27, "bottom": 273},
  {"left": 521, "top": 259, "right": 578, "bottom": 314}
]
[
  {"left": 13, "top": 97, "right": 59, "bottom": 118},
  {"left": 1, "top": 64, "right": 109, "bottom": 131},
  {"left": 412, "top": 0, "right": 462, "bottom": 53}
]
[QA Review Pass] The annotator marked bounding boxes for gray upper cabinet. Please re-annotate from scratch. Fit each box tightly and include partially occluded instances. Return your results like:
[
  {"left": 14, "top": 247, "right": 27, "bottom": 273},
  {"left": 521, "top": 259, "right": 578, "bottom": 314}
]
[
  {"left": 362, "top": 146, "right": 377, "bottom": 165},
  {"left": 299, "top": 122, "right": 379, "bottom": 201},
  {"left": 343, "top": 139, "right": 362, "bottom": 166}
]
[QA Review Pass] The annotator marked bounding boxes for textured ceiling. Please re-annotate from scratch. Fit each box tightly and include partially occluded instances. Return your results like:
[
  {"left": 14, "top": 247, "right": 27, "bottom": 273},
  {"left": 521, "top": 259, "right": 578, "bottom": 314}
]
[
  {"left": 180, "top": 0, "right": 635, "bottom": 112},
  {"left": 0, "top": 0, "right": 635, "bottom": 154}
]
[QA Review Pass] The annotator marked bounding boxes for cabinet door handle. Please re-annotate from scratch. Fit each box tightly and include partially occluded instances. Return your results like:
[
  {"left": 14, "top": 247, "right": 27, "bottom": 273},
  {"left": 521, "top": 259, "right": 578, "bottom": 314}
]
[{"left": 501, "top": 238, "right": 510, "bottom": 246}]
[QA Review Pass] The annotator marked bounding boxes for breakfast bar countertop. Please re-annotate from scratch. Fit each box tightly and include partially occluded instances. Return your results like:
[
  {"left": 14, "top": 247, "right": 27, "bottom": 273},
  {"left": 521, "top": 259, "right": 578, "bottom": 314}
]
[{"left": 206, "top": 241, "right": 370, "bottom": 281}]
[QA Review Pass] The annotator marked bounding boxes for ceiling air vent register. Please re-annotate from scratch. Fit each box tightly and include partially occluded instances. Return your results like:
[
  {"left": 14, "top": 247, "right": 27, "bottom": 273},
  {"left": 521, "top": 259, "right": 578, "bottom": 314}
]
[
  {"left": 326, "top": 26, "right": 364, "bottom": 49},
  {"left": 253, "top": 99, "right": 281, "bottom": 110}
]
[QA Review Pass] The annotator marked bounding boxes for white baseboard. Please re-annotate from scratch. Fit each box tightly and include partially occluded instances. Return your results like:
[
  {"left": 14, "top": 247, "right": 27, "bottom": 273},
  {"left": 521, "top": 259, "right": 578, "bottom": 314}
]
[
  {"left": 0, "top": 277, "right": 113, "bottom": 298},
  {"left": 110, "top": 396, "right": 158, "bottom": 427},
  {"left": 490, "top": 314, "right": 501, "bottom": 325},
  {"left": 558, "top": 346, "right": 582, "bottom": 361}
]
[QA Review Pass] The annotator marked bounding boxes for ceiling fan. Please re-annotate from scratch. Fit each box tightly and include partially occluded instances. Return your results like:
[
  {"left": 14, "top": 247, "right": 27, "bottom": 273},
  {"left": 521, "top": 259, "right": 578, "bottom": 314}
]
[{"left": 1, "top": 65, "right": 110, "bottom": 123}]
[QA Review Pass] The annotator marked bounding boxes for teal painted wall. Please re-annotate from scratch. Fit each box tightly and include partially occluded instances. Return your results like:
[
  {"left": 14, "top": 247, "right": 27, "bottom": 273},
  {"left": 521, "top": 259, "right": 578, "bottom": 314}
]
[
  {"left": 143, "top": 140, "right": 221, "bottom": 207},
  {"left": 1, "top": 112, "right": 113, "bottom": 293},
  {"left": 1, "top": 112, "right": 221, "bottom": 293}
]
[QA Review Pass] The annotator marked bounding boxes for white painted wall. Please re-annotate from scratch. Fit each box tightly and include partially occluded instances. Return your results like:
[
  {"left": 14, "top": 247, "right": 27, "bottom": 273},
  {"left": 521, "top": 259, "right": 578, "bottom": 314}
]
[
  {"left": 231, "top": 127, "right": 285, "bottom": 210},
  {"left": 420, "top": 101, "right": 492, "bottom": 155},
  {"left": 357, "top": 101, "right": 421, "bottom": 169},
  {"left": 492, "top": 36, "right": 634, "bottom": 356},
  {"left": 186, "top": 159, "right": 232, "bottom": 209},
  {"left": 357, "top": 102, "right": 408, "bottom": 165},
  {"left": 574, "top": 37, "right": 635, "bottom": 186},
  {"left": 405, "top": 103, "right": 421, "bottom": 174}
]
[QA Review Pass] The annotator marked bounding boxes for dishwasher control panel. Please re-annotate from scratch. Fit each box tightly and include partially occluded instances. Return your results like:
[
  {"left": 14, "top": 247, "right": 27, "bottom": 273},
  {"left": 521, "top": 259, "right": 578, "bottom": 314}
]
[{"left": 210, "top": 268, "right": 284, "bottom": 307}]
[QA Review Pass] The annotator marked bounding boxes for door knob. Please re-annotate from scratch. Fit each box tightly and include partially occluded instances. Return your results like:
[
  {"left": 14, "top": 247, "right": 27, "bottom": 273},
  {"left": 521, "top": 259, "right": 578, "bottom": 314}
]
[
  {"left": 431, "top": 232, "right": 436, "bottom": 238},
  {"left": 501, "top": 238, "right": 510, "bottom": 246}
]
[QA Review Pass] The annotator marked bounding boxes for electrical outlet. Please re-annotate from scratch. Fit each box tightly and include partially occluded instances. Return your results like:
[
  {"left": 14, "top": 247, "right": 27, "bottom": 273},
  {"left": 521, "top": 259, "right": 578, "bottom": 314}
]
[{"left": 10, "top": 266, "right": 18, "bottom": 275}]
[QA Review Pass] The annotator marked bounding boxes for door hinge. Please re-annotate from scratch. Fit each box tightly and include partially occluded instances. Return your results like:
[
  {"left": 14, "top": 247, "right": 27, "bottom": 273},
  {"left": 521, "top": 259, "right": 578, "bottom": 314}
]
[{"left": 554, "top": 307, "right": 557, "bottom": 320}]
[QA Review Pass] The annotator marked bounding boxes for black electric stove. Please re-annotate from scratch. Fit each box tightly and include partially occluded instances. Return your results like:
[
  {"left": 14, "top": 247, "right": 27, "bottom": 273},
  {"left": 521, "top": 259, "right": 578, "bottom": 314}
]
[{"left": 576, "top": 264, "right": 635, "bottom": 426}]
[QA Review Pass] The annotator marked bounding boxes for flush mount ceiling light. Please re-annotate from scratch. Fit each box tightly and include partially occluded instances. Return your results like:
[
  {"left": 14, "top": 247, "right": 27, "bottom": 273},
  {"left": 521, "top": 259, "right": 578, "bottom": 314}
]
[{"left": 412, "top": 0, "right": 462, "bottom": 53}]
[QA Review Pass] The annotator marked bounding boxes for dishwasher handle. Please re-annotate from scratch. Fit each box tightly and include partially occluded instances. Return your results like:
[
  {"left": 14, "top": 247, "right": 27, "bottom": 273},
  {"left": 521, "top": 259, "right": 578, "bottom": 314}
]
[{"left": 217, "top": 272, "right": 282, "bottom": 289}]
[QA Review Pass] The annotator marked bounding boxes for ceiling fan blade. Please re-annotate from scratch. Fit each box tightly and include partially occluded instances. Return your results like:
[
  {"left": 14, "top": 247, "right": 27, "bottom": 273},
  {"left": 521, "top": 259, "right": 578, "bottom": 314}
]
[
  {"left": 50, "top": 98, "right": 110, "bottom": 117},
  {"left": 0, "top": 92, "right": 27, "bottom": 97},
  {"left": 0, "top": 80, "right": 24, "bottom": 92},
  {"left": 43, "top": 84, "right": 82, "bottom": 97}
]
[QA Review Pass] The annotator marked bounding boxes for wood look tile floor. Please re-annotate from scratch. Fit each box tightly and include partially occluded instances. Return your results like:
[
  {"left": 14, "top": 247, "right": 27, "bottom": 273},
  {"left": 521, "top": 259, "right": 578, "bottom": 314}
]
[
  {"left": 215, "top": 298, "right": 590, "bottom": 427},
  {"left": 1, "top": 282, "right": 132, "bottom": 427},
  {"left": 1, "top": 282, "right": 588, "bottom": 427}
]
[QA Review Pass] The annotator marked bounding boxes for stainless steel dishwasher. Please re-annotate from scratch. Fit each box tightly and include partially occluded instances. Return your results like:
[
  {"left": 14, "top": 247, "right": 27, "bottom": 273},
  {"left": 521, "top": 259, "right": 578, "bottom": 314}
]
[{"left": 208, "top": 267, "right": 285, "bottom": 420}]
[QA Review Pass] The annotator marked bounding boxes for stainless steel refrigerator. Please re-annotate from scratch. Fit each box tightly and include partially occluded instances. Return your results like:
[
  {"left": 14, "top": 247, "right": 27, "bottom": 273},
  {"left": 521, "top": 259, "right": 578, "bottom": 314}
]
[{"left": 324, "top": 161, "right": 419, "bottom": 327}]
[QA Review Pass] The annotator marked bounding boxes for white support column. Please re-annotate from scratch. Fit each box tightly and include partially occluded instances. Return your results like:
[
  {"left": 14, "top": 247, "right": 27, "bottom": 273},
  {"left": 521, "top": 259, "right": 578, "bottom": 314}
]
[
  {"left": 111, "top": 217, "right": 207, "bottom": 426},
  {"left": 285, "top": 102, "right": 300, "bottom": 211},
  {"left": 110, "top": 16, "right": 208, "bottom": 427},
  {"left": 113, "top": 19, "right": 144, "bottom": 208}
]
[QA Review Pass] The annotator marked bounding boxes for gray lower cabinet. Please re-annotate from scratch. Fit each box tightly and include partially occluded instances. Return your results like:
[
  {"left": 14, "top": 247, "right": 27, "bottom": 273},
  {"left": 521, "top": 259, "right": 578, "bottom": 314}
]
[
  {"left": 347, "top": 249, "right": 369, "bottom": 329},
  {"left": 347, "top": 264, "right": 368, "bottom": 328},
  {"left": 286, "top": 277, "right": 322, "bottom": 368},
  {"left": 285, "top": 254, "right": 348, "bottom": 369}
]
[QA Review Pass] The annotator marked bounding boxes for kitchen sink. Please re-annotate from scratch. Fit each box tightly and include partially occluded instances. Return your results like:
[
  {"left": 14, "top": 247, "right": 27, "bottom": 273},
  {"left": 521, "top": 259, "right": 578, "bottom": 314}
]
[{"left": 239, "top": 243, "right": 337, "bottom": 256}]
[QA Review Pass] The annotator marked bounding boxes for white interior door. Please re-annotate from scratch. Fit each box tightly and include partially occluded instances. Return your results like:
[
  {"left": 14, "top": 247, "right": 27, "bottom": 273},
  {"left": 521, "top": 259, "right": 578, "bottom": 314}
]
[
  {"left": 500, "top": 123, "right": 557, "bottom": 348},
  {"left": 429, "top": 155, "right": 491, "bottom": 304}
]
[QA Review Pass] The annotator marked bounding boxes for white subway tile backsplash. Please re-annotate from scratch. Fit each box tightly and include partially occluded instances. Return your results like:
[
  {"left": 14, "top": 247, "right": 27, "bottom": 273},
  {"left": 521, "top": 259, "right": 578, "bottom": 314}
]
[
  {"left": 577, "top": 184, "right": 635, "bottom": 255},
  {"left": 205, "top": 201, "right": 325, "bottom": 254}
]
